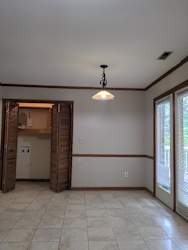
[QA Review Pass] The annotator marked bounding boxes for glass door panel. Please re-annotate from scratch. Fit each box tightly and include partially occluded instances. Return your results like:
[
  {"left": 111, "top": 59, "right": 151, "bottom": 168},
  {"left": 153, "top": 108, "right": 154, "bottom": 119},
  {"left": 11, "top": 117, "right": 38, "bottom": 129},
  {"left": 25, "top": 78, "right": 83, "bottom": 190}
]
[
  {"left": 176, "top": 90, "right": 188, "bottom": 220},
  {"left": 155, "top": 95, "right": 173, "bottom": 208}
]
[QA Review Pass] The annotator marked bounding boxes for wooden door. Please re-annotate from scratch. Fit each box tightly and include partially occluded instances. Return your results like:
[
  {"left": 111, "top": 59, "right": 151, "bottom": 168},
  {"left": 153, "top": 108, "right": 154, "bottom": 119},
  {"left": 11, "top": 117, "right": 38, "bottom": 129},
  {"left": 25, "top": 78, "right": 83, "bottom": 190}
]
[
  {"left": 50, "top": 102, "right": 73, "bottom": 192},
  {"left": 2, "top": 101, "right": 19, "bottom": 192}
]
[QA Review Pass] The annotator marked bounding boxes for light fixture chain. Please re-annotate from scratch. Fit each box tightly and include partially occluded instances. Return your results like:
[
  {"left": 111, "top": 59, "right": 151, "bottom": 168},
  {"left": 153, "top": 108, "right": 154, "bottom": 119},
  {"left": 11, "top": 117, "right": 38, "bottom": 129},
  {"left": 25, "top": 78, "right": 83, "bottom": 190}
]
[{"left": 100, "top": 67, "right": 107, "bottom": 88}]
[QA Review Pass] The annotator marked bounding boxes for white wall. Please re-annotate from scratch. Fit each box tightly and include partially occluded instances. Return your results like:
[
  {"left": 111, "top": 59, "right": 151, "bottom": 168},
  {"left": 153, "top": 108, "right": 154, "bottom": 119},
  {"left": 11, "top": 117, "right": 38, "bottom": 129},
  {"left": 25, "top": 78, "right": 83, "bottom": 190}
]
[
  {"left": 1, "top": 61, "right": 188, "bottom": 189},
  {"left": 2, "top": 87, "right": 146, "bottom": 187},
  {"left": 145, "top": 62, "right": 188, "bottom": 191},
  {"left": 16, "top": 135, "right": 51, "bottom": 179}
]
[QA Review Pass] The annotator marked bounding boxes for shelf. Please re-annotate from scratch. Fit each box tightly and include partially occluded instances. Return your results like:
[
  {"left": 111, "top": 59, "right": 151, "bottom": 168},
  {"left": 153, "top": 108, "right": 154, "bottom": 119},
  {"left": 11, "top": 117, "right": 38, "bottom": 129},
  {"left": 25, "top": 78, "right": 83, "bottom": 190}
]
[{"left": 18, "top": 128, "right": 51, "bottom": 136}]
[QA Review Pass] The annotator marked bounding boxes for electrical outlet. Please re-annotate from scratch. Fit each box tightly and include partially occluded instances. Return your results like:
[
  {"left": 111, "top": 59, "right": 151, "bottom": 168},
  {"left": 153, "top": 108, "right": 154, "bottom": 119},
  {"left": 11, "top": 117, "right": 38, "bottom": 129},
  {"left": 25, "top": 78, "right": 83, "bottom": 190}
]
[{"left": 122, "top": 169, "right": 128, "bottom": 178}]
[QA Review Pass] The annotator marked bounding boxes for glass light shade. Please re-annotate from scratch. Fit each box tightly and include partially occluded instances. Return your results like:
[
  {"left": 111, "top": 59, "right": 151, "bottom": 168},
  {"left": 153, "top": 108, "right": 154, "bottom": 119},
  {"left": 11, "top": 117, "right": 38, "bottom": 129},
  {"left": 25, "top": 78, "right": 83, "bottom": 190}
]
[{"left": 92, "top": 90, "right": 115, "bottom": 101}]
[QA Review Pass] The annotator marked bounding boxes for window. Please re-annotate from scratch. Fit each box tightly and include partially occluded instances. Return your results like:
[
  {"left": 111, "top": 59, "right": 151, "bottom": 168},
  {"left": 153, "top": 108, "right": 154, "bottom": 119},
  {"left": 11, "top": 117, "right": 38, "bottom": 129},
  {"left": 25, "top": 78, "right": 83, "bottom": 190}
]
[{"left": 156, "top": 98, "right": 172, "bottom": 192}]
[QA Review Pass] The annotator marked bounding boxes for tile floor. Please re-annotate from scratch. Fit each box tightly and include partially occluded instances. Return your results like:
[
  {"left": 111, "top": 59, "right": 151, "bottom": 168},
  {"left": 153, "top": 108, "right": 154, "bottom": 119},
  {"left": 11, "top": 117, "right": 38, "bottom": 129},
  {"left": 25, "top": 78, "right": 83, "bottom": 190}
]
[{"left": 0, "top": 182, "right": 188, "bottom": 250}]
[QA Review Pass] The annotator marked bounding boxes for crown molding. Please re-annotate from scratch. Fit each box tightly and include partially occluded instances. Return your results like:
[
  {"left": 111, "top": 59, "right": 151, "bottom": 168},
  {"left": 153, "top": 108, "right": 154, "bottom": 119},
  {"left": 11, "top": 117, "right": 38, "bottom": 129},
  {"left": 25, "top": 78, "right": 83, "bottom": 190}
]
[
  {"left": 144, "top": 55, "right": 188, "bottom": 90},
  {"left": 0, "top": 83, "right": 144, "bottom": 91},
  {"left": 0, "top": 55, "right": 188, "bottom": 92}
]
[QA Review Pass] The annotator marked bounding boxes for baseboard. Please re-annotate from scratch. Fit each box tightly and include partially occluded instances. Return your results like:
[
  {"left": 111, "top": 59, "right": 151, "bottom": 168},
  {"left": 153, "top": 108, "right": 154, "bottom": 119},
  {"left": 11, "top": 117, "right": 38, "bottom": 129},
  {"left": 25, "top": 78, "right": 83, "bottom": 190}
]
[
  {"left": 71, "top": 187, "right": 146, "bottom": 191},
  {"left": 144, "top": 187, "right": 154, "bottom": 195},
  {"left": 16, "top": 178, "right": 49, "bottom": 182},
  {"left": 15, "top": 182, "right": 155, "bottom": 194}
]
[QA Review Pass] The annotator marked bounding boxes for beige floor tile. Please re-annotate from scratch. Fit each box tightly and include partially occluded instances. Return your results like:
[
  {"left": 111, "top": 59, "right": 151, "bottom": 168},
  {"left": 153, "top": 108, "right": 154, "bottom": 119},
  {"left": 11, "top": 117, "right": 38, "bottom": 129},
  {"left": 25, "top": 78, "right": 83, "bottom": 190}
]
[
  {"left": 0, "top": 242, "right": 29, "bottom": 250},
  {"left": 1, "top": 183, "right": 188, "bottom": 250},
  {"left": 32, "top": 229, "right": 61, "bottom": 242},
  {"left": 60, "top": 240, "right": 88, "bottom": 250},
  {"left": 145, "top": 239, "right": 179, "bottom": 250},
  {"left": 14, "top": 211, "right": 44, "bottom": 229},
  {"left": 88, "top": 227, "right": 115, "bottom": 241},
  {"left": 163, "top": 225, "right": 188, "bottom": 239},
  {"left": 113, "top": 225, "right": 142, "bottom": 241},
  {"left": 63, "top": 217, "right": 87, "bottom": 229},
  {"left": 65, "top": 209, "right": 86, "bottom": 218},
  {"left": 38, "top": 215, "right": 64, "bottom": 228},
  {"left": 0, "top": 229, "right": 10, "bottom": 242},
  {"left": 86, "top": 209, "right": 108, "bottom": 217},
  {"left": 173, "top": 238, "right": 188, "bottom": 250},
  {"left": 26, "top": 201, "right": 48, "bottom": 210},
  {"left": 87, "top": 217, "right": 112, "bottom": 228},
  {"left": 138, "top": 226, "right": 168, "bottom": 240},
  {"left": 44, "top": 210, "right": 65, "bottom": 218},
  {"left": 110, "top": 216, "right": 133, "bottom": 228},
  {"left": 89, "top": 241, "right": 119, "bottom": 250},
  {"left": 61, "top": 228, "right": 88, "bottom": 242},
  {"left": 4, "top": 229, "right": 34, "bottom": 242},
  {"left": 30, "top": 241, "right": 59, "bottom": 250},
  {"left": 9, "top": 203, "right": 29, "bottom": 210},
  {"left": 118, "top": 240, "right": 149, "bottom": 250},
  {"left": 66, "top": 204, "right": 86, "bottom": 210}
]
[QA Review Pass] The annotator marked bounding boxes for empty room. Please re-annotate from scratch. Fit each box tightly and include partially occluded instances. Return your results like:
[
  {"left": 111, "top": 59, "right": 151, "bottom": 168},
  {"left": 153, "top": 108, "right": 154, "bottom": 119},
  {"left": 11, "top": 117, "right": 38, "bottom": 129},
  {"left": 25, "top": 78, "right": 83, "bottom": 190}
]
[{"left": 0, "top": 0, "right": 188, "bottom": 250}]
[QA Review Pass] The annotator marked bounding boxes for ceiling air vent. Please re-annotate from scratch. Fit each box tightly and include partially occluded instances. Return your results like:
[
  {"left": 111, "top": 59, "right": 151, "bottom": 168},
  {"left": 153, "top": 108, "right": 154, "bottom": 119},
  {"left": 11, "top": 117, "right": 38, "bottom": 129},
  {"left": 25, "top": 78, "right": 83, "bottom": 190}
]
[{"left": 158, "top": 51, "right": 173, "bottom": 60}]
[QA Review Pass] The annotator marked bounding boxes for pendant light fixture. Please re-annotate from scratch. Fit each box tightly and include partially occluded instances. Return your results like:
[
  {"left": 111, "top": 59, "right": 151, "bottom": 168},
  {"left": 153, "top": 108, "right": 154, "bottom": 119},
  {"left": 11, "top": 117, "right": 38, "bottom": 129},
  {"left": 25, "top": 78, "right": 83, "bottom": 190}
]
[{"left": 92, "top": 65, "right": 115, "bottom": 101}]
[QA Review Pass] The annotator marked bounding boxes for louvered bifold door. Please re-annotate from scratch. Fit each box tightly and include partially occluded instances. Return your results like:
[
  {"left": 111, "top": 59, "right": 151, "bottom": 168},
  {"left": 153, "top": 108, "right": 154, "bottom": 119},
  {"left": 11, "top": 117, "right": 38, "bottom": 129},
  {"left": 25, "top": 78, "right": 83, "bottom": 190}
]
[
  {"left": 2, "top": 101, "right": 19, "bottom": 193},
  {"left": 176, "top": 90, "right": 188, "bottom": 220},
  {"left": 50, "top": 104, "right": 59, "bottom": 192},
  {"left": 50, "top": 103, "right": 72, "bottom": 192}
]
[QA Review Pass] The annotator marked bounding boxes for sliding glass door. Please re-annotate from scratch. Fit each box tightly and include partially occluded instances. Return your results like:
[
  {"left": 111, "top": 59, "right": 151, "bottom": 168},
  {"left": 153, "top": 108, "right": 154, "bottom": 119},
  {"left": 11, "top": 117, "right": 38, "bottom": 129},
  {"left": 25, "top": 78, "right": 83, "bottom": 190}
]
[
  {"left": 155, "top": 95, "right": 174, "bottom": 208},
  {"left": 176, "top": 90, "right": 188, "bottom": 220}
]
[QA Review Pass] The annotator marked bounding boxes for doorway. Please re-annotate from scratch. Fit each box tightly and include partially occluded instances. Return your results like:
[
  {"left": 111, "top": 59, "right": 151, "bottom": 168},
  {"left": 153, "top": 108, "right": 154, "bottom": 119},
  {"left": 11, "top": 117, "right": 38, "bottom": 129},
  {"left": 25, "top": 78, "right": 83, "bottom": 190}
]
[{"left": 0, "top": 100, "right": 73, "bottom": 193}]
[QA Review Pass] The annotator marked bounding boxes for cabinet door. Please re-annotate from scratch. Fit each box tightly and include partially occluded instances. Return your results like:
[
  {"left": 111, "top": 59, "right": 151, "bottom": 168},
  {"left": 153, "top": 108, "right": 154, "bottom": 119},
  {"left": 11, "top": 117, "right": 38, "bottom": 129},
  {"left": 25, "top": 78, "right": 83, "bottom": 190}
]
[
  {"left": 2, "top": 101, "right": 18, "bottom": 192},
  {"left": 50, "top": 103, "right": 73, "bottom": 192}
]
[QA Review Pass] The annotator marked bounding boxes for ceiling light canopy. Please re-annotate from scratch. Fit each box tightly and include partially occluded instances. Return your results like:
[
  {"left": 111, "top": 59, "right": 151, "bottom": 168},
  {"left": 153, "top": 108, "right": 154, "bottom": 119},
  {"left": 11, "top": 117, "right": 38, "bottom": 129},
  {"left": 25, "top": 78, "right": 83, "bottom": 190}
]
[{"left": 92, "top": 65, "right": 115, "bottom": 101}]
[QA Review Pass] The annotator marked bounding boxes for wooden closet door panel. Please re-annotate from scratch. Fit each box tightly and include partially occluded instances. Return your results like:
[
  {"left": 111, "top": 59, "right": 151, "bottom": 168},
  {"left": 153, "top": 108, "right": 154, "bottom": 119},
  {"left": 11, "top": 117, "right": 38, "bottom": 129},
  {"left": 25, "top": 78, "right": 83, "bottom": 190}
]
[
  {"left": 50, "top": 103, "right": 72, "bottom": 192},
  {"left": 2, "top": 102, "right": 18, "bottom": 193},
  {"left": 58, "top": 103, "right": 72, "bottom": 191},
  {"left": 50, "top": 104, "right": 59, "bottom": 192}
]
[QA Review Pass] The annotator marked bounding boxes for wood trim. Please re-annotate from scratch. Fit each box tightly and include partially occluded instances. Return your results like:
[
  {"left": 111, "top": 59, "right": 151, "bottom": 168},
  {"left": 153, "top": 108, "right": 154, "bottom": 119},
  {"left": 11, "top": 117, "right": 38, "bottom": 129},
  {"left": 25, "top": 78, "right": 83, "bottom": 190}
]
[
  {"left": 71, "top": 187, "right": 147, "bottom": 191},
  {"left": 172, "top": 93, "right": 176, "bottom": 211},
  {"left": 145, "top": 155, "right": 154, "bottom": 160},
  {"left": 72, "top": 154, "right": 154, "bottom": 159},
  {"left": 16, "top": 178, "right": 49, "bottom": 182},
  {"left": 0, "top": 101, "right": 7, "bottom": 190},
  {"left": 19, "top": 107, "right": 52, "bottom": 110},
  {"left": 153, "top": 99, "right": 156, "bottom": 195},
  {"left": 145, "top": 187, "right": 154, "bottom": 195},
  {"left": 0, "top": 83, "right": 144, "bottom": 91},
  {"left": 68, "top": 103, "right": 73, "bottom": 189},
  {"left": 145, "top": 56, "right": 188, "bottom": 90},
  {"left": 0, "top": 55, "right": 187, "bottom": 92},
  {"left": 2, "top": 98, "right": 73, "bottom": 104},
  {"left": 154, "top": 79, "right": 188, "bottom": 101}
]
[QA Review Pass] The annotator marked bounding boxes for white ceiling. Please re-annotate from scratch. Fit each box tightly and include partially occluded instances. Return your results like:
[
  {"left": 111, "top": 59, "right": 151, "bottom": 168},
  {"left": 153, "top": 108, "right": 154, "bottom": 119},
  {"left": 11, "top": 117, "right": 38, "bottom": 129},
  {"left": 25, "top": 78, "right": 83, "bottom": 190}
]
[{"left": 0, "top": 0, "right": 188, "bottom": 88}]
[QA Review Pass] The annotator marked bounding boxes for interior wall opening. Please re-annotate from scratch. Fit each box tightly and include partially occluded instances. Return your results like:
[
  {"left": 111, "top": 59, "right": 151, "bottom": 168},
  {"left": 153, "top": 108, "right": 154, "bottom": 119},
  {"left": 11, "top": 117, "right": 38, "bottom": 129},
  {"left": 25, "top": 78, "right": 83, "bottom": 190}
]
[
  {"left": 16, "top": 103, "right": 53, "bottom": 184},
  {"left": 0, "top": 99, "right": 73, "bottom": 193}
]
